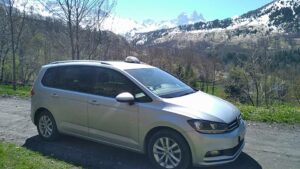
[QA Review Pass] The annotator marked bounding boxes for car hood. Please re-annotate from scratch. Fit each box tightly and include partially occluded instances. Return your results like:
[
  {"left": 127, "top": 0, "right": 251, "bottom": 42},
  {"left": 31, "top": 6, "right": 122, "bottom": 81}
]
[{"left": 162, "top": 91, "right": 240, "bottom": 123}]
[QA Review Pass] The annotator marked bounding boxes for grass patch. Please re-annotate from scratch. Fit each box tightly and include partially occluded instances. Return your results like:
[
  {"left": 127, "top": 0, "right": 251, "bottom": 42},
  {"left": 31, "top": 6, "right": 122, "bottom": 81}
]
[
  {"left": 195, "top": 83, "right": 226, "bottom": 98},
  {"left": 237, "top": 104, "right": 300, "bottom": 124},
  {"left": 0, "top": 84, "right": 31, "bottom": 97},
  {"left": 0, "top": 141, "right": 79, "bottom": 169},
  {"left": 204, "top": 85, "right": 226, "bottom": 98}
]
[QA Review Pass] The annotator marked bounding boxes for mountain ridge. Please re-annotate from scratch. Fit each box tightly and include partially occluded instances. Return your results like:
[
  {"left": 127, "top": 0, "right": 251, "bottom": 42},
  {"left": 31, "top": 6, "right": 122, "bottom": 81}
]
[
  {"left": 131, "top": 0, "right": 300, "bottom": 46},
  {"left": 101, "top": 11, "right": 206, "bottom": 38},
  {"left": 4, "top": 0, "right": 206, "bottom": 38}
]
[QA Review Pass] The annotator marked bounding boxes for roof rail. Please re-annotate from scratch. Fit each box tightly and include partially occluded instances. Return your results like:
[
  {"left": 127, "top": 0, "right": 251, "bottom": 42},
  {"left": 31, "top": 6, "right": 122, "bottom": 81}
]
[{"left": 49, "top": 60, "right": 110, "bottom": 65}]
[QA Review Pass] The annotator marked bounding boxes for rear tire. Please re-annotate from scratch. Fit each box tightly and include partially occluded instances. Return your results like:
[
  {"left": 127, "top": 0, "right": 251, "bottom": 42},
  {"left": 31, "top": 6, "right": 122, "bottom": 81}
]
[
  {"left": 37, "top": 110, "right": 59, "bottom": 141},
  {"left": 147, "top": 129, "right": 191, "bottom": 169}
]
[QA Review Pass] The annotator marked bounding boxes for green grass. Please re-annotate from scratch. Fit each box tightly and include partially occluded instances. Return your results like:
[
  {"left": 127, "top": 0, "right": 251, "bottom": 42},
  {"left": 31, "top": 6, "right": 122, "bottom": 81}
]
[
  {"left": 0, "top": 141, "right": 79, "bottom": 169},
  {"left": 0, "top": 84, "right": 31, "bottom": 97},
  {"left": 204, "top": 85, "right": 226, "bottom": 98},
  {"left": 195, "top": 83, "right": 226, "bottom": 98},
  {"left": 237, "top": 104, "right": 300, "bottom": 124}
]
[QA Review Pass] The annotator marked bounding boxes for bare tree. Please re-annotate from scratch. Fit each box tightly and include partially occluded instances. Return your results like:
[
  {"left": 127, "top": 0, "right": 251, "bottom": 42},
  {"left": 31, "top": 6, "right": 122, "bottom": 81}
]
[
  {"left": 206, "top": 52, "right": 222, "bottom": 95},
  {"left": 258, "top": 37, "right": 272, "bottom": 106},
  {"left": 0, "top": 7, "right": 10, "bottom": 82},
  {"left": 231, "top": 47, "right": 261, "bottom": 106},
  {"left": 1, "top": 0, "right": 27, "bottom": 90},
  {"left": 41, "top": 0, "right": 115, "bottom": 60}
]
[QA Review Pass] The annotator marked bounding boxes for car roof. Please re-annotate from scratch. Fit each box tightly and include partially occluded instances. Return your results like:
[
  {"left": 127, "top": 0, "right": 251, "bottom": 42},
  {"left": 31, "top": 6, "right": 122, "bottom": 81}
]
[{"left": 43, "top": 60, "right": 155, "bottom": 70}]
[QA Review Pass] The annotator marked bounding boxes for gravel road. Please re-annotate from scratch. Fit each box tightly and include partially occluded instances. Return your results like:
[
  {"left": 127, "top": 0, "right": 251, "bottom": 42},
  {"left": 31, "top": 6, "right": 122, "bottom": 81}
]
[{"left": 0, "top": 97, "right": 300, "bottom": 169}]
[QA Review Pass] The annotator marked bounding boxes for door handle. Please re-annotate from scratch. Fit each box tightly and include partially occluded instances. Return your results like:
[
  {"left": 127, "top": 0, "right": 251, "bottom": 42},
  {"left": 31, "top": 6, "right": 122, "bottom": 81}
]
[
  {"left": 89, "top": 100, "right": 100, "bottom": 105},
  {"left": 51, "top": 93, "right": 59, "bottom": 97}
]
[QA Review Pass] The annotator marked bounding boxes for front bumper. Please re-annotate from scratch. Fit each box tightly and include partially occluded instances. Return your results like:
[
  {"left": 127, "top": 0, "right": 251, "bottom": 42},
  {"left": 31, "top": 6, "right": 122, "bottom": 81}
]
[{"left": 186, "top": 120, "right": 246, "bottom": 166}]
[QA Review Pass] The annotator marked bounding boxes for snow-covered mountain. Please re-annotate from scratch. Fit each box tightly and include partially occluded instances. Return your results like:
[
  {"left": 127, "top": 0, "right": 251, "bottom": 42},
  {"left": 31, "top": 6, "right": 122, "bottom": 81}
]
[
  {"left": 101, "top": 11, "right": 205, "bottom": 39},
  {"left": 6, "top": 0, "right": 299, "bottom": 48},
  {"left": 2, "top": 0, "right": 53, "bottom": 17},
  {"left": 5, "top": 0, "right": 205, "bottom": 39},
  {"left": 132, "top": 0, "right": 300, "bottom": 46}
]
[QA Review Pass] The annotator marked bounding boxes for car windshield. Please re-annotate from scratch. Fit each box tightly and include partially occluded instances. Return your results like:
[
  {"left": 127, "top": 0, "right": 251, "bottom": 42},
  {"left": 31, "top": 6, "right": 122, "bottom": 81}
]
[{"left": 126, "top": 68, "right": 195, "bottom": 98}]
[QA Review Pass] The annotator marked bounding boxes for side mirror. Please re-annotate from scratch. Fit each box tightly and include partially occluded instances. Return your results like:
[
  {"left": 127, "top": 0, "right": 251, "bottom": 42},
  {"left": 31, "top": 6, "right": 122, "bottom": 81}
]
[{"left": 116, "top": 92, "right": 135, "bottom": 105}]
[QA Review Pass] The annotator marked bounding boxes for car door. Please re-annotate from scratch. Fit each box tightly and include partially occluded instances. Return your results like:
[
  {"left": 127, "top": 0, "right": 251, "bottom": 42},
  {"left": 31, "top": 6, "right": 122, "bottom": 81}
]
[
  {"left": 87, "top": 67, "right": 151, "bottom": 150},
  {"left": 42, "top": 66, "right": 93, "bottom": 136}
]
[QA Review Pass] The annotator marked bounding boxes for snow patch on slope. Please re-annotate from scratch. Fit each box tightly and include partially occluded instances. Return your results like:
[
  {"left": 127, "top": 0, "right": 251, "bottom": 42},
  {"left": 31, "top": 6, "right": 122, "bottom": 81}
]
[
  {"left": 12, "top": 0, "right": 52, "bottom": 17},
  {"left": 9, "top": 0, "right": 207, "bottom": 39},
  {"left": 101, "top": 11, "right": 206, "bottom": 38},
  {"left": 131, "top": 0, "right": 300, "bottom": 46}
]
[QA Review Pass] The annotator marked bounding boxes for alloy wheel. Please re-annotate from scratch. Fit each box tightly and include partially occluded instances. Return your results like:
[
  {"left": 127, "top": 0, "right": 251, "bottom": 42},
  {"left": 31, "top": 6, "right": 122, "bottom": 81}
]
[
  {"left": 153, "top": 137, "right": 182, "bottom": 169},
  {"left": 38, "top": 115, "right": 53, "bottom": 138}
]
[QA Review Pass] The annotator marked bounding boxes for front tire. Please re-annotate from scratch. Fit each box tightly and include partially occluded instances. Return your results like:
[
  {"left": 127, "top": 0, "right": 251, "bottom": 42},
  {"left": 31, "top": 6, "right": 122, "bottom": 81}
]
[
  {"left": 37, "top": 110, "right": 59, "bottom": 141},
  {"left": 147, "top": 129, "right": 191, "bottom": 169}
]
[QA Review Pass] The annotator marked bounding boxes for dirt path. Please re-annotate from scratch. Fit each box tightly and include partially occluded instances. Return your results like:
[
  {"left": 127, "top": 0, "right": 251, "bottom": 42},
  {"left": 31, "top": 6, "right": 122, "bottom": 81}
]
[{"left": 0, "top": 97, "right": 300, "bottom": 169}]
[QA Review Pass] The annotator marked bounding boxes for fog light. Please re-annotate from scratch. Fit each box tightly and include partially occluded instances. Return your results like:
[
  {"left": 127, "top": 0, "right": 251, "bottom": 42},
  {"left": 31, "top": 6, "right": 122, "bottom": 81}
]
[{"left": 206, "top": 150, "right": 221, "bottom": 157}]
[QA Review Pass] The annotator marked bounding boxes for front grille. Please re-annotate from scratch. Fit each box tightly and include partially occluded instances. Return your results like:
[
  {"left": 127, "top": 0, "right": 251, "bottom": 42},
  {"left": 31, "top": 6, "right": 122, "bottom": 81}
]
[{"left": 227, "top": 117, "right": 240, "bottom": 131}]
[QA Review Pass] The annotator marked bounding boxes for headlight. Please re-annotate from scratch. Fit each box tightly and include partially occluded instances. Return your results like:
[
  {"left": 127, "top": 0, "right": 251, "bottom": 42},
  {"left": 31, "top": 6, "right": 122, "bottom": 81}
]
[{"left": 188, "top": 120, "right": 228, "bottom": 134}]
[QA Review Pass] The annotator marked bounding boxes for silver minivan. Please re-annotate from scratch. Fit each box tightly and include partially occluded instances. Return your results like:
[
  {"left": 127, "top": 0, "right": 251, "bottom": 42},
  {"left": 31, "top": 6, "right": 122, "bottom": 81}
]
[{"left": 31, "top": 57, "right": 246, "bottom": 169}]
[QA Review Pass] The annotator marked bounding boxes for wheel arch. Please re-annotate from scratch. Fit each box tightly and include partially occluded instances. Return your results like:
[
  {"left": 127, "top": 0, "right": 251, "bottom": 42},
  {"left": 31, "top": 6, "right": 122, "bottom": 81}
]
[
  {"left": 143, "top": 126, "right": 191, "bottom": 155},
  {"left": 34, "top": 107, "right": 51, "bottom": 125}
]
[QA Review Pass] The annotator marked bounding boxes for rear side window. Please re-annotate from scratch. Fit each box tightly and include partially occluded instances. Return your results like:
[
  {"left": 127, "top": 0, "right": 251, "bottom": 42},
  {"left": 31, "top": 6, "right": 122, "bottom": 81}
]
[
  {"left": 42, "top": 66, "right": 94, "bottom": 93},
  {"left": 60, "top": 66, "right": 94, "bottom": 93},
  {"left": 41, "top": 67, "right": 60, "bottom": 88}
]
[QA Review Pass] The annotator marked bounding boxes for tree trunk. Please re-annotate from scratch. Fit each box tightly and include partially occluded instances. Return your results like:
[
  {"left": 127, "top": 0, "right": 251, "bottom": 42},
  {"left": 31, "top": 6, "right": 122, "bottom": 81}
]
[
  {"left": 67, "top": 12, "right": 75, "bottom": 60},
  {"left": 75, "top": 26, "right": 80, "bottom": 59},
  {"left": 0, "top": 57, "right": 2, "bottom": 83},
  {"left": 0, "top": 53, "right": 6, "bottom": 83},
  {"left": 75, "top": 7, "right": 80, "bottom": 60},
  {"left": 200, "top": 81, "right": 205, "bottom": 91},
  {"left": 212, "top": 63, "right": 216, "bottom": 95},
  {"left": 8, "top": 4, "right": 16, "bottom": 90},
  {"left": 264, "top": 73, "right": 268, "bottom": 106},
  {"left": 68, "top": 24, "right": 75, "bottom": 60},
  {"left": 254, "top": 79, "right": 259, "bottom": 107},
  {"left": 19, "top": 47, "right": 25, "bottom": 84},
  {"left": 243, "top": 72, "right": 255, "bottom": 106},
  {"left": 212, "top": 80, "right": 215, "bottom": 95}
]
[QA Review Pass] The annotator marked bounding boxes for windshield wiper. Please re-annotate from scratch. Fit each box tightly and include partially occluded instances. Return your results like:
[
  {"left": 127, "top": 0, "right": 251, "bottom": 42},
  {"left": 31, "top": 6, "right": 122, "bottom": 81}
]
[
  {"left": 160, "top": 89, "right": 196, "bottom": 98},
  {"left": 179, "top": 90, "right": 195, "bottom": 97}
]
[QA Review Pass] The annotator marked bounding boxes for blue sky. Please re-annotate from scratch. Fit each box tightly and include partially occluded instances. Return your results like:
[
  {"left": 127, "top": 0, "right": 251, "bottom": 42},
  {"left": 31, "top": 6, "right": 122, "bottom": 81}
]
[{"left": 113, "top": 0, "right": 273, "bottom": 22}]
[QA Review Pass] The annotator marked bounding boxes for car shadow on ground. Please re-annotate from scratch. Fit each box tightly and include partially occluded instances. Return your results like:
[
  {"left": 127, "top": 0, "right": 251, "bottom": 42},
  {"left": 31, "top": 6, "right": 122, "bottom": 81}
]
[{"left": 23, "top": 135, "right": 262, "bottom": 169}]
